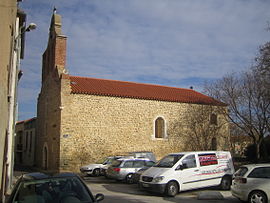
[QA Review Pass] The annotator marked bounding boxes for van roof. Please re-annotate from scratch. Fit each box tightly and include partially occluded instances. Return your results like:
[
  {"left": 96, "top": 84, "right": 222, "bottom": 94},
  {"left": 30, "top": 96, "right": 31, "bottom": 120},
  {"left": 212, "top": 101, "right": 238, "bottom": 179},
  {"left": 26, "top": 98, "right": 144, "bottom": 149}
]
[{"left": 169, "top": 151, "right": 230, "bottom": 155}]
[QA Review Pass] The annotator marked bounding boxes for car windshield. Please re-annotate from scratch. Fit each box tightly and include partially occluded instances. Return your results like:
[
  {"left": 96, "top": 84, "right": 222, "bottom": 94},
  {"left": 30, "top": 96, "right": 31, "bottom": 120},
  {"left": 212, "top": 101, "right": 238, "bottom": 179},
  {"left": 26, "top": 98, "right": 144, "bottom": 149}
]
[
  {"left": 154, "top": 154, "right": 184, "bottom": 168},
  {"left": 234, "top": 167, "right": 248, "bottom": 177},
  {"left": 12, "top": 176, "right": 93, "bottom": 203}
]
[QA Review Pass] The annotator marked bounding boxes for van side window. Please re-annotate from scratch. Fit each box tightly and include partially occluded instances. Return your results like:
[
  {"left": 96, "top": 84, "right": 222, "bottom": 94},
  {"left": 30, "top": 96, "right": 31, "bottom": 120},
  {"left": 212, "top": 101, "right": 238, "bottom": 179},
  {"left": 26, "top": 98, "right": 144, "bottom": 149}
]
[
  {"left": 182, "top": 155, "right": 196, "bottom": 169},
  {"left": 198, "top": 153, "right": 218, "bottom": 166}
]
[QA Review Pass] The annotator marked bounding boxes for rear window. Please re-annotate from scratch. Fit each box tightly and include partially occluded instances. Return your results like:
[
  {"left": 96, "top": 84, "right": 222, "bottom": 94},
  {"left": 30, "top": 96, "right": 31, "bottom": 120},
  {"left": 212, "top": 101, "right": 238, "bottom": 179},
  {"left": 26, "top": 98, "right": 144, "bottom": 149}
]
[
  {"left": 198, "top": 153, "right": 218, "bottom": 166},
  {"left": 234, "top": 167, "right": 248, "bottom": 177},
  {"left": 248, "top": 167, "right": 270, "bottom": 178},
  {"left": 111, "top": 160, "right": 122, "bottom": 167}
]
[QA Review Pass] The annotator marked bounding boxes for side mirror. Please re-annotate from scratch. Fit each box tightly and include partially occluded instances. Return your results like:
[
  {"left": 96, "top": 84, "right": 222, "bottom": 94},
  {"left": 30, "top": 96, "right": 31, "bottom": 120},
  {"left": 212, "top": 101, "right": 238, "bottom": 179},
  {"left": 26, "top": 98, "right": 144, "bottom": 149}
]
[
  {"left": 175, "top": 164, "right": 188, "bottom": 171},
  {"left": 176, "top": 164, "right": 185, "bottom": 171},
  {"left": 95, "top": 193, "right": 105, "bottom": 202}
]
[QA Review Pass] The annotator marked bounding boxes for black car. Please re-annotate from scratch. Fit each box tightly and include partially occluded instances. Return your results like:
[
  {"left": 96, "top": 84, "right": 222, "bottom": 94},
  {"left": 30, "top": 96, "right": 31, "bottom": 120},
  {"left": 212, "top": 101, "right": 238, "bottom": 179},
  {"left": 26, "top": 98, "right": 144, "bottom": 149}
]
[{"left": 6, "top": 172, "right": 104, "bottom": 203}]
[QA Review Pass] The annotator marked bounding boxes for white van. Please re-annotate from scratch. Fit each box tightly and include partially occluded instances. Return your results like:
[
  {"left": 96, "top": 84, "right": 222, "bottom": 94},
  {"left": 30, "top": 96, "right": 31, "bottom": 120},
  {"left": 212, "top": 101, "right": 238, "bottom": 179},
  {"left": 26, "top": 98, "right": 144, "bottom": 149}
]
[{"left": 139, "top": 151, "right": 234, "bottom": 197}]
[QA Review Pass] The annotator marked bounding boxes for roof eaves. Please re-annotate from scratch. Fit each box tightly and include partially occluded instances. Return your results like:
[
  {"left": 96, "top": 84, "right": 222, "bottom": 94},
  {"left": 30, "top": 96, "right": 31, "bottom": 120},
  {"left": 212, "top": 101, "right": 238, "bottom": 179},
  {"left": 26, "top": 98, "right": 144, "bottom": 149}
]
[{"left": 71, "top": 91, "right": 226, "bottom": 106}]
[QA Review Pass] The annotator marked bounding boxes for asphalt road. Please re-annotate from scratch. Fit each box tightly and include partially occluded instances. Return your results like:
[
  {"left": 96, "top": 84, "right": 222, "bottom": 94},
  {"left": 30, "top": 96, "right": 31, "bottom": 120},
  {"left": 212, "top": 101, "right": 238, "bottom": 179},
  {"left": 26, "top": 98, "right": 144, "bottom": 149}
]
[{"left": 83, "top": 176, "right": 242, "bottom": 203}]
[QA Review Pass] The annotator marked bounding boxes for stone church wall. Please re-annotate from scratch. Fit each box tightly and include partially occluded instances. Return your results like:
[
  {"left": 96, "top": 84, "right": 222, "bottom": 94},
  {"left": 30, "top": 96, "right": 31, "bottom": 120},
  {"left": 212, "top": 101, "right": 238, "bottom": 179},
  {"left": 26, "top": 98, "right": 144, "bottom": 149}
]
[{"left": 59, "top": 92, "right": 229, "bottom": 172}]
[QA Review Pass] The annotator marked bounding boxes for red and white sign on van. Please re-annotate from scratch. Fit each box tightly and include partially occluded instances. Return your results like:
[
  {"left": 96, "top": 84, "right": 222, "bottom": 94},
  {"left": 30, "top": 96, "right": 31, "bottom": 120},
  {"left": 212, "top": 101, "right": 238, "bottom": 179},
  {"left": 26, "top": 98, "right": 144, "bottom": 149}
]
[{"left": 199, "top": 154, "right": 218, "bottom": 166}]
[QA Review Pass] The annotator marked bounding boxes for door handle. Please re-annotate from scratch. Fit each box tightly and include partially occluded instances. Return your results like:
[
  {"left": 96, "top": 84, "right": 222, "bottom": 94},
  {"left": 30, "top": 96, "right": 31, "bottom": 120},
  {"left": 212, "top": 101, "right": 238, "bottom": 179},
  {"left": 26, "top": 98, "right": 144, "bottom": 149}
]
[{"left": 194, "top": 169, "right": 199, "bottom": 172}]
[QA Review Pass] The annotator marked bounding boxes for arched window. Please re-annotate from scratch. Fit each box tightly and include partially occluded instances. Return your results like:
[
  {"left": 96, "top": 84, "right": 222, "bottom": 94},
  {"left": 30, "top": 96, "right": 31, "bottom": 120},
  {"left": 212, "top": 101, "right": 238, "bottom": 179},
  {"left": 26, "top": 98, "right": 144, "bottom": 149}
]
[
  {"left": 211, "top": 138, "right": 217, "bottom": 150},
  {"left": 155, "top": 117, "right": 165, "bottom": 138},
  {"left": 210, "top": 113, "right": 217, "bottom": 125}
]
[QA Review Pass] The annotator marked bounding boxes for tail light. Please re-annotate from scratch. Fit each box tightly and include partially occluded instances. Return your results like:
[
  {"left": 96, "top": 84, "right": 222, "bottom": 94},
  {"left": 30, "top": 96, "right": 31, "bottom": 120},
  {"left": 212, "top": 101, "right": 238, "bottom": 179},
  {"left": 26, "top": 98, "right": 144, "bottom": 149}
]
[
  {"left": 235, "top": 177, "right": 247, "bottom": 183},
  {"left": 113, "top": 168, "right": 121, "bottom": 172}
]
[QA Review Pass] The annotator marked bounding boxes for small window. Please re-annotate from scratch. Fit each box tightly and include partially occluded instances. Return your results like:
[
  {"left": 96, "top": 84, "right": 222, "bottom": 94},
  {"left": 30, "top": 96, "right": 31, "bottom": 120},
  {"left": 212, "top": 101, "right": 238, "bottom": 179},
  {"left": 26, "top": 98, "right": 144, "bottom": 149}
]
[
  {"left": 25, "top": 132, "right": 29, "bottom": 150},
  {"left": 182, "top": 155, "right": 197, "bottom": 169},
  {"left": 248, "top": 167, "right": 270, "bottom": 178},
  {"left": 19, "top": 134, "right": 23, "bottom": 144},
  {"left": 211, "top": 138, "right": 217, "bottom": 150},
  {"left": 210, "top": 114, "right": 217, "bottom": 125},
  {"left": 199, "top": 153, "right": 218, "bottom": 166},
  {"left": 155, "top": 117, "right": 165, "bottom": 138},
  {"left": 29, "top": 132, "right": 32, "bottom": 152}
]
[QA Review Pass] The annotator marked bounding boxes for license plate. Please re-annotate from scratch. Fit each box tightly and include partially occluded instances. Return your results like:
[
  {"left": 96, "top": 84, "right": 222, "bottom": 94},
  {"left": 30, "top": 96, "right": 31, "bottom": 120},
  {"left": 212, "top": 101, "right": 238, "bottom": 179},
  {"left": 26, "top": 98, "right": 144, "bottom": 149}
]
[{"left": 142, "top": 183, "right": 149, "bottom": 188}]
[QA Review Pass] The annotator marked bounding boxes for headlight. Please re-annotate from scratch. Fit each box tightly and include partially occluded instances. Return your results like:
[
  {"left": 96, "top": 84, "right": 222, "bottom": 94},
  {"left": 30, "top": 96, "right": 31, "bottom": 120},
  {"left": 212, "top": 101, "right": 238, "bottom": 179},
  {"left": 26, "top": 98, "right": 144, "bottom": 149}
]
[{"left": 153, "top": 176, "right": 164, "bottom": 182}]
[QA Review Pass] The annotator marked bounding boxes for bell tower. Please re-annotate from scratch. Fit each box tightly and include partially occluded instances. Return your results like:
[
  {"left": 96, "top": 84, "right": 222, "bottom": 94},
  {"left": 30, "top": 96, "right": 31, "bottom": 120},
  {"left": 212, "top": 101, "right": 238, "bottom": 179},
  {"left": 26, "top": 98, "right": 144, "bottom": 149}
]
[
  {"left": 36, "top": 9, "right": 68, "bottom": 171},
  {"left": 41, "top": 8, "right": 67, "bottom": 83}
]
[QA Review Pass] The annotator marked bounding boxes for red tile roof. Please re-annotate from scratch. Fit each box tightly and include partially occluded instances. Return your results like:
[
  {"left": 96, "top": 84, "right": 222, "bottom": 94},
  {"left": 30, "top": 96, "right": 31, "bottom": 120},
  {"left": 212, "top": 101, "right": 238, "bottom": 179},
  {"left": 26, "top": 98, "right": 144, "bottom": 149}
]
[
  {"left": 69, "top": 76, "right": 226, "bottom": 106},
  {"left": 16, "top": 117, "right": 37, "bottom": 125}
]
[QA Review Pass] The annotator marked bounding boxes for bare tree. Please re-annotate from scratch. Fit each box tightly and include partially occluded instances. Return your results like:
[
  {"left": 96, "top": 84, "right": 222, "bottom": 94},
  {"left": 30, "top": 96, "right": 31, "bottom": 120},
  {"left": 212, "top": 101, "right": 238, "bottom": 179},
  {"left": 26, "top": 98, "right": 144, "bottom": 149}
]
[
  {"left": 204, "top": 50, "right": 270, "bottom": 160},
  {"left": 254, "top": 42, "right": 270, "bottom": 133},
  {"left": 229, "top": 124, "right": 252, "bottom": 156},
  {"left": 172, "top": 105, "right": 227, "bottom": 151}
]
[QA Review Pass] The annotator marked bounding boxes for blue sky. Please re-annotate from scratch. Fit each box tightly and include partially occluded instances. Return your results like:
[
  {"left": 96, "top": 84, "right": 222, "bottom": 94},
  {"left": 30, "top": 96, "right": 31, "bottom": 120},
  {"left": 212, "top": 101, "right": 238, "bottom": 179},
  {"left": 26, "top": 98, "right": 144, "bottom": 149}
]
[{"left": 18, "top": 0, "right": 270, "bottom": 121}]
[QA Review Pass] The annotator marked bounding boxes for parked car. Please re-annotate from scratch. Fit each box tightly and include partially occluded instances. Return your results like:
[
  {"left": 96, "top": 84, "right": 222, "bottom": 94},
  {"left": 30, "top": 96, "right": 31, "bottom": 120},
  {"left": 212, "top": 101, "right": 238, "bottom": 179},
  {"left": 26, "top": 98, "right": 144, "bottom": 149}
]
[
  {"left": 128, "top": 151, "right": 156, "bottom": 162},
  {"left": 231, "top": 163, "right": 270, "bottom": 203},
  {"left": 106, "top": 158, "right": 156, "bottom": 184},
  {"left": 80, "top": 156, "right": 122, "bottom": 176},
  {"left": 139, "top": 151, "right": 235, "bottom": 197},
  {"left": 6, "top": 172, "right": 104, "bottom": 203}
]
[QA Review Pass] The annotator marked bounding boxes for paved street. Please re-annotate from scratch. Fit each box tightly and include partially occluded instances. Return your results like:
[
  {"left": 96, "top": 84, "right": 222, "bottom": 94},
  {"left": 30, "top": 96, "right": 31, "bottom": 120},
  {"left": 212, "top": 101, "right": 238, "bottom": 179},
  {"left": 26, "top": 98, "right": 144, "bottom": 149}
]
[{"left": 83, "top": 176, "right": 242, "bottom": 203}]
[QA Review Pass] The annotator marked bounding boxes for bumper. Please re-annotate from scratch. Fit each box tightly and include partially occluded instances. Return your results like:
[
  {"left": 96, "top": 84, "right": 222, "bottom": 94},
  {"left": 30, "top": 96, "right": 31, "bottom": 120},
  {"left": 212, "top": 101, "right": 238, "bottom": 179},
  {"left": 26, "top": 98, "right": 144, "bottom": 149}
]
[
  {"left": 106, "top": 173, "right": 125, "bottom": 180},
  {"left": 231, "top": 185, "right": 248, "bottom": 201},
  {"left": 80, "top": 169, "right": 93, "bottom": 175},
  {"left": 139, "top": 182, "right": 167, "bottom": 194}
]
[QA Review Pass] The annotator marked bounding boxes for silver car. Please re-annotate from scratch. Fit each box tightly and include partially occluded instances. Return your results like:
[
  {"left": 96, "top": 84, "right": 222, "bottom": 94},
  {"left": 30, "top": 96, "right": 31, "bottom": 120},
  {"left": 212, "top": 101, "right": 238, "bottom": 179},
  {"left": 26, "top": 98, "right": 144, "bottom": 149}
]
[
  {"left": 80, "top": 156, "right": 122, "bottom": 176},
  {"left": 106, "top": 158, "right": 155, "bottom": 183},
  {"left": 231, "top": 163, "right": 270, "bottom": 203}
]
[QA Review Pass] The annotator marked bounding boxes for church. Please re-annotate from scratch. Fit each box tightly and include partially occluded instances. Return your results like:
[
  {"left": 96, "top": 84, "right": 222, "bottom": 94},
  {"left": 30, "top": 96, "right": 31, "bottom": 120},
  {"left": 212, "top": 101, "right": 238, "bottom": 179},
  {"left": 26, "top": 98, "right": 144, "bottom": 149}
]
[{"left": 35, "top": 11, "right": 230, "bottom": 172}]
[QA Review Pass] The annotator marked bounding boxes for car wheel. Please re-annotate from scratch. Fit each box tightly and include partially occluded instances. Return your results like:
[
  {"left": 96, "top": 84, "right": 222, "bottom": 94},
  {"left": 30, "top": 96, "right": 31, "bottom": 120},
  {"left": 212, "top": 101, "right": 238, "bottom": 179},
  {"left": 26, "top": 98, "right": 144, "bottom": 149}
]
[
  {"left": 126, "top": 173, "right": 134, "bottom": 184},
  {"left": 93, "top": 169, "right": 100, "bottom": 177},
  {"left": 249, "top": 191, "right": 267, "bottom": 203},
  {"left": 220, "top": 176, "right": 231, "bottom": 190},
  {"left": 166, "top": 181, "right": 178, "bottom": 197}
]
